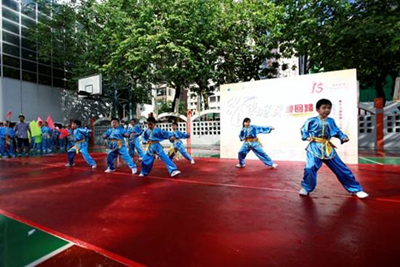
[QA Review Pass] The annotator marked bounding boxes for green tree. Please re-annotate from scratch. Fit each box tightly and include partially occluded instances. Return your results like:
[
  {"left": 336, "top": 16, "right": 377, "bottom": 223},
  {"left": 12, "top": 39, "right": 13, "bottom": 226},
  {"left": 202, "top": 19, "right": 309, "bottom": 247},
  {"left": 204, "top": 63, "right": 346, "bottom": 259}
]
[{"left": 277, "top": 0, "right": 400, "bottom": 102}]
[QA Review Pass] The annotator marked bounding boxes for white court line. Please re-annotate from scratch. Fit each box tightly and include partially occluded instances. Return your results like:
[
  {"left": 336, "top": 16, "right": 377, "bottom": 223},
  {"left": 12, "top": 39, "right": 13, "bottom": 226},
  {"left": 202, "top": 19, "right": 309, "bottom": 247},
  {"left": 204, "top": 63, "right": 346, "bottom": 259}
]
[
  {"left": 359, "top": 157, "right": 384, "bottom": 165},
  {"left": 25, "top": 243, "right": 74, "bottom": 267}
]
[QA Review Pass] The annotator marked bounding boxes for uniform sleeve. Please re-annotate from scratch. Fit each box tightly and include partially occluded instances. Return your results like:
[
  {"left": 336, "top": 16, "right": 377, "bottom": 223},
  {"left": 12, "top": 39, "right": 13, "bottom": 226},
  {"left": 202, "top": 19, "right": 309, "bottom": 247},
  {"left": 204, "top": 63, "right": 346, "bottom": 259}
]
[
  {"left": 300, "top": 119, "right": 312, "bottom": 141},
  {"left": 9, "top": 129, "right": 15, "bottom": 138},
  {"left": 254, "top": 126, "right": 273, "bottom": 134},
  {"left": 239, "top": 129, "right": 244, "bottom": 141},
  {"left": 159, "top": 129, "right": 173, "bottom": 140},
  {"left": 134, "top": 125, "right": 143, "bottom": 137},
  {"left": 103, "top": 128, "right": 111, "bottom": 138},
  {"left": 142, "top": 130, "right": 149, "bottom": 144},
  {"left": 329, "top": 118, "right": 348, "bottom": 142},
  {"left": 176, "top": 131, "right": 190, "bottom": 139},
  {"left": 121, "top": 128, "right": 130, "bottom": 138}
]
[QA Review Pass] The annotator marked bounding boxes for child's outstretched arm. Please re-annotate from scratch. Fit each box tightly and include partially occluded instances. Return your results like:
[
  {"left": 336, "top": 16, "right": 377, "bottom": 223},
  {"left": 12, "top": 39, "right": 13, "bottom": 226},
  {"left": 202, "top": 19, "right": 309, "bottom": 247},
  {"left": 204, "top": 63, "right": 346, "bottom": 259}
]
[
  {"left": 255, "top": 126, "right": 274, "bottom": 134},
  {"left": 301, "top": 119, "right": 312, "bottom": 141},
  {"left": 103, "top": 128, "right": 111, "bottom": 139},
  {"left": 239, "top": 129, "right": 245, "bottom": 141},
  {"left": 142, "top": 130, "right": 149, "bottom": 144},
  {"left": 330, "top": 119, "right": 349, "bottom": 143}
]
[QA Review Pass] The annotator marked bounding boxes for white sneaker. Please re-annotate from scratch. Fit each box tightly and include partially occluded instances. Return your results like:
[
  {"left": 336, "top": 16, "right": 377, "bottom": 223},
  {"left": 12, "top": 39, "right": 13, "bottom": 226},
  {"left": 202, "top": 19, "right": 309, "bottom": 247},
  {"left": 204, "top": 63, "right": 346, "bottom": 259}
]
[
  {"left": 171, "top": 170, "right": 181, "bottom": 177},
  {"left": 131, "top": 168, "right": 137, "bottom": 174},
  {"left": 355, "top": 191, "right": 369, "bottom": 199},
  {"left": 190, "top": 159, "right": 195, "bottom": 164},
  {"left": 139, "top": 173, "right": 145, "bottom": 177},
  {"left": 236, "top": 164, "right": 245, "bottom": 168},
  {"left": 299, "top": 188, "right": 309, "bottom": 196},
  {"left": 270, "top": 163, "right": 278, "bottom": 169},
  {"left": 104, "top": 168, "right": 115, "bottom": 173},
  {"left": 92, "top": 164, "right": 97, "bottom": 169},
  {"left": 65, "top": 163, "right": 75, "bottom": 167}
]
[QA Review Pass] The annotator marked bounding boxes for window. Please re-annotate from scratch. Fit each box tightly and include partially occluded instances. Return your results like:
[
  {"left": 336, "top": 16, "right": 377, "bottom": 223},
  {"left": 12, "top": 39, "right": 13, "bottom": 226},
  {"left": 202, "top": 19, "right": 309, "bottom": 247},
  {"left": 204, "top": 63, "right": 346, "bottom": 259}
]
[
  {"left": 53, "top": 78, "right": 65, "bottom": 88},
  {"left": 22, "top": 60, "right": 37, "bottom": 72},
  {"left": 38, "top": 56, "right": 51, "bottom": 65},
  {"left": 53, "top": 68, "right": 65, "bottom": 79},
  {"left": 21, "top": 16, "right": 36, "bottom": 28},
  {"left": 3, "top": 43, "right": 20, "bottom": 57},
  {"left": 22, "top": 48, "right": 36, "bottom": 61},
  {"left": 2, "top": 19, "right": 19, "bottom": 34},
  {"left": 38, "top": 0, "right": 51, "bottom": 16},
  {"left": 22, "top": 71, "right": 37, "bottom": 83},
  {"left": 2, "top": 0, "right": 19, "bottom": 12},
  {"left": 39, "top": 64, "right": 51, "bottom": 75},
  {"left": 217, "top": 96, "right": 220, "bottom": 102},
  {"left": 157, "top": 88, "right": 166, "bottom": 96},
  {"left": 3, "top": 31, "right": 20, "bottom": 46},
  {"left": 3, "top": 67, "right": 20, "bottom": 79},
  {"left": 2, "top": 7, "right": 19, "bottom": 23},
  {"left": 3, "top": 55, "right": 20, "bottom": 68},
  {"left": 39, "top": 75, "right": 52, "bottom": 86},
  {"left": 21, "top": 5, "right": 36, "bottom": 20},
  {"left": 210, "top": 96, "right": 216, "bottom": 103},
  {"left": 38, "top": 13, "right": 51, "bottom": 24},
  {"left": 21, "top": 37, "right": 36, "bottom": 51}
]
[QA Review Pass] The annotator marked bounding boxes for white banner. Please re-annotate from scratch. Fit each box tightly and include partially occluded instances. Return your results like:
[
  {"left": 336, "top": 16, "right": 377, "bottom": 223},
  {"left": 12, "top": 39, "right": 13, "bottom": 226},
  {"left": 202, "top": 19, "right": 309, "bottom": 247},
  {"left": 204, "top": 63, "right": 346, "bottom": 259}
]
[{"left": 220, "top": 69, "right": 359, "bottom": 164}]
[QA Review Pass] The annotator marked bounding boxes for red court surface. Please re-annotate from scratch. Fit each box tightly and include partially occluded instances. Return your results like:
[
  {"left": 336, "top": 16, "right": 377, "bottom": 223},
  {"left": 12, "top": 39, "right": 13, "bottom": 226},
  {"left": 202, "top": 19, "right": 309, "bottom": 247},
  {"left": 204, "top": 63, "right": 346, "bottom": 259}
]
[{"left": 1, "top": 153, "right": 400, "bottom": 267}]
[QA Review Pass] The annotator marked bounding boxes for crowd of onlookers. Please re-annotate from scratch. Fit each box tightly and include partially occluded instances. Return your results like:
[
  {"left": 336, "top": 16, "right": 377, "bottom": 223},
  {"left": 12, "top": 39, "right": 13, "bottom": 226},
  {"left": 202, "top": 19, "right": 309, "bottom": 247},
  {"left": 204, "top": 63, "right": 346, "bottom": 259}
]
[{"left": 0, "top": 115, "right": 75, "bottom": 158}]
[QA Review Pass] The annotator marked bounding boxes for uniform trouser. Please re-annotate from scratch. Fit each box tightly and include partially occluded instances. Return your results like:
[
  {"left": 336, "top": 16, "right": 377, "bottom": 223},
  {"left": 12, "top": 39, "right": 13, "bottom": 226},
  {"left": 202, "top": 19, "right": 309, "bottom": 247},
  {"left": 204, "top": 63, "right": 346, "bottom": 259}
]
[
  {"left": 129, "top": 138, "right": 145, "bottom": 158},
  {"left": 67, "top": 143, "right": 96, "bottom": 166},
  {"left": 5, "top": 141, "right": 15, "bottom": 157},
  {"left": 59, "top": 139, "right": 66, "bottom": 151},
  {"left": 301, "top": 151, "right": 363, "bottom": 193},
  {"left": 30, "top": 137, "right": 35, "bottom": 149},
  {"left": 238, "top": 141, "right": 274, "bottom": 167},
  {"left": 42, "top": 137, "right": 50, "bottom": 152},
  {"left": 169, "top": 141, "right": 193, "bottom": 162},
  {"left": 107, "top": 146, "right": 136, "bottom": 170},
  {"left": 0, "top": 139, "right": 5, "bottom": 156},
  {"left": 141, "top": 143, "right": 178, "bottom": 175}
]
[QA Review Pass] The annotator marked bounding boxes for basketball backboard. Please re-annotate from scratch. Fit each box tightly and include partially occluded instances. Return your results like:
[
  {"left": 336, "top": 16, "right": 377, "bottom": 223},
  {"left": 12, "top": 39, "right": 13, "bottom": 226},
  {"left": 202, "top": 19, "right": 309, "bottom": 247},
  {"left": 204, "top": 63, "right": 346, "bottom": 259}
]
[{"left": 78, "top": 74, "right": 102, "bottom": 95}]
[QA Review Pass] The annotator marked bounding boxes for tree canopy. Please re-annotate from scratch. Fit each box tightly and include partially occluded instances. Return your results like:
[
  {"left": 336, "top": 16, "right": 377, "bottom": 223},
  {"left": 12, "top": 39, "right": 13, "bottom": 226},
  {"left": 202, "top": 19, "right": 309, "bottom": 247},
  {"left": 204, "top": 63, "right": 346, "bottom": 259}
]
[{"left": 33, "top": 0, "right": 400, "bottom": 114}]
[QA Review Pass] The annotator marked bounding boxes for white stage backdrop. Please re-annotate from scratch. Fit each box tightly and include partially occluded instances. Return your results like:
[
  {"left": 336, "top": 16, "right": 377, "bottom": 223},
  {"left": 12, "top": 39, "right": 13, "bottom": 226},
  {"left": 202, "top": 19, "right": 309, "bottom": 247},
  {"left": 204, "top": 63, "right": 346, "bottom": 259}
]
[{"left": 220, "top": 69, "right": 359, "bottom": 164}]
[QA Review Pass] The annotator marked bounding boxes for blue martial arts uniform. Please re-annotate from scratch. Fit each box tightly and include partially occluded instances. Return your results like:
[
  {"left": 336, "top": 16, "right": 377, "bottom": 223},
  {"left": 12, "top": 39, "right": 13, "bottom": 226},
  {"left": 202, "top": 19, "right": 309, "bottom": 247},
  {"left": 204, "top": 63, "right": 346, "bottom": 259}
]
[
  {"left": 300, "top": 116, "right": 363, "bottom": 193},
  {"left": 128, "top": 124, "right": 145, "bottom": 158},
  {"left": 103, "top": 127, "right": 136, "bottom": 170},
  {"left": 169, "top": 130, "right": 193, "bottom": 162},
  {"left": 67, "top": 129, "right": 73, "bottom": 150},
  {"left": 3, "top": 127, "right": 16, "bottom": 157},
  {"left": 0, "top": 126, "right": 9, "bottom": 157},
  {"left": 67, "top": 128, "right": 96, "bottom": 167},
  {"left": 140, "top": 127, "right": 178, "bottom": 176},
  {"left": 238, "top": 125, "right": 275, "bottom": 167},
  {"left": 41, "top": 126, "right": 52, "bottom": 153}
]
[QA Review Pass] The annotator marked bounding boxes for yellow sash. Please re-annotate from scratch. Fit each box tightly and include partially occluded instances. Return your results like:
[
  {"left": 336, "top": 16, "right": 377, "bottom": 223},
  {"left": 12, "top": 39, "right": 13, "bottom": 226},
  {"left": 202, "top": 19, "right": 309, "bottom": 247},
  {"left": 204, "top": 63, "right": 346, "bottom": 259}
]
[
  {"left": 74, "top": 140, "right": 85, "bottom": 154},
  {"left": 311, "top": 137, "right": 337, "bottom": 157},
  {"left": 245, "top": 137, "right": 263, "bottom": 147},
  {"left": 110, "top": 139, "right": 123, "bottom": 149}
]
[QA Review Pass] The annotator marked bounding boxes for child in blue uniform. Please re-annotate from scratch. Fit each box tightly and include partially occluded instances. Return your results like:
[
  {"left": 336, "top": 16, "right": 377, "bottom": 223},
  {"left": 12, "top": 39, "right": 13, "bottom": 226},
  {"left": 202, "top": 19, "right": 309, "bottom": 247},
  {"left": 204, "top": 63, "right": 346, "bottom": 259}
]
[
  {"left": 299, "top": 99, "right": 368, "bottom": 198},
  {"left": 0, "top": 122, "right": 5, "bottom": 158},
  {"left": 140, "top": 117, "right": 181, "bottom": 177},
  {"left": 128, "top": 118, "right": 145, "bottom": 160},
  {"left": 237, "top": 118, "right": 277, "bottom": 169},
  {"left": 168, "top": 122, "right": 195, "bottom": 164},
  {"left": 4, "top": 121, "right": 15, "bottom": 158},
  {"left": 41, "top": 121, "right": 52, "bottom": 153},
  {"left": 103, "top": 118, "right": 137, "bottom": 174},
  {"left": 65, "top": 120, "right": 97, "bottom": 168}
]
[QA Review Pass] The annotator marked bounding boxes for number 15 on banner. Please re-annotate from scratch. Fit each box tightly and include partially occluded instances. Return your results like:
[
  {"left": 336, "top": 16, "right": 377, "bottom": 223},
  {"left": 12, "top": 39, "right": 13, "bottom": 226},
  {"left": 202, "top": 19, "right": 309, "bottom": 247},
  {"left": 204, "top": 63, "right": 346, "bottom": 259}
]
[{"left": 312, "top": 82, "right": 323, "bottom": 93}]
